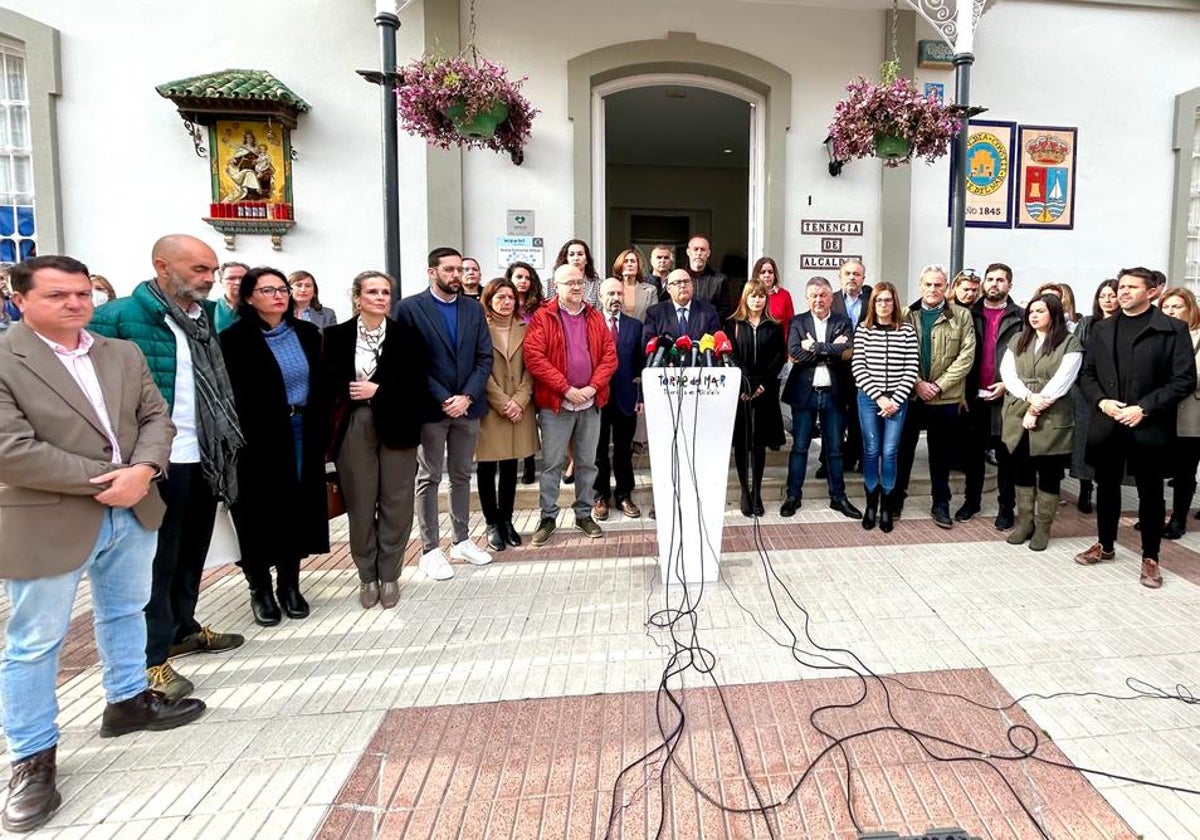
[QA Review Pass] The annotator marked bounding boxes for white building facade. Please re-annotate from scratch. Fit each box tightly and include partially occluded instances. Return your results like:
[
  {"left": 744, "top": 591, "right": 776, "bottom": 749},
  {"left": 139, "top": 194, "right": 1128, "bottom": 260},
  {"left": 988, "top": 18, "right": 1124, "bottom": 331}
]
[{"left": 5, "top": 0, "right": 1200, "bottom": 309}]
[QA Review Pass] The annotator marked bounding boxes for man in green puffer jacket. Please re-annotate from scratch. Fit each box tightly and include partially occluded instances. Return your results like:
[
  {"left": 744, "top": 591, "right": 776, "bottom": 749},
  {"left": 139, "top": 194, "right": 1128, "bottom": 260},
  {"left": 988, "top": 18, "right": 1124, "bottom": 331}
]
[{"left": 90, "top": 234, "right": 245, "bottom": 703}]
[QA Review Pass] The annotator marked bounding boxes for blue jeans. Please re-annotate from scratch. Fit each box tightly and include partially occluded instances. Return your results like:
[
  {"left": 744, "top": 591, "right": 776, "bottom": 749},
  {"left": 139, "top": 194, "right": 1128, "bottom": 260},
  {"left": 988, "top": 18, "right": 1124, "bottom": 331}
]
[
  {"left": 856, "top": 390, "right": 909, "bottom": 493},
  {"left": 2, "top": 508, "right": 156, "bottom": 759},
  {"left": 787, "top": 388, "right": 846, "bottom": 499}
]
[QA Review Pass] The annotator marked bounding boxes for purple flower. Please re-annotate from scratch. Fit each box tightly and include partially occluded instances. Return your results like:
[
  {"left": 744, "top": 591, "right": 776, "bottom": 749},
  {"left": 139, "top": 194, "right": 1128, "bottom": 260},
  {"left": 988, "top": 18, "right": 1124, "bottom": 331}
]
[{"left": 827, "top": 75, "right": 961, "bottom": 166}]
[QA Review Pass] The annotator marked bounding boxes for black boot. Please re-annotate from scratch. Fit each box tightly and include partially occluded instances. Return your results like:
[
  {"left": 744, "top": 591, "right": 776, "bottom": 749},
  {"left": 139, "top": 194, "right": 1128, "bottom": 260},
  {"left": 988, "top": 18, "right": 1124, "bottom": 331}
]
[
  {"left": 1167, "top": 481, "right": 1195, "bottom": 538},
  {"left": 751, "top": 449, "right": 766, "bottom": 516},
  {"left": 1164, "top": 513, "right": 1187, "bottom": 540},
  {"left": 275, "top": 560, "right": 308, "bottom": 619},
  {"left": 486, "top": 523, "right": 507, "bottom": 551},
  {"left": 521, "top": 455, "right": 536, "bottom": 485},
  {"left": 879, "top": 491, "right": 894, "bottom": 533},
  {"left": 739, "top": 485, "right": 753, "bottom": 517},
  {"left": 862, "top": 488, "right": 879, "bottom": 530},
  {"left": 251, "top": 587, "right": 281, "bottom": 626},
  {"left": 1076, "top": 479, "right": 1094, "bottom": 514}
]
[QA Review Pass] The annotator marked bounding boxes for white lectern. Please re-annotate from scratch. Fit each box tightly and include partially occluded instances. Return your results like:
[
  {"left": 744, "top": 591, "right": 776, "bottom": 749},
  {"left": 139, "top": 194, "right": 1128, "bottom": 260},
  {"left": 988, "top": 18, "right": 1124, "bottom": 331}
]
[{"left": 643, "top": 366, "right": 742, "bottom": 586}]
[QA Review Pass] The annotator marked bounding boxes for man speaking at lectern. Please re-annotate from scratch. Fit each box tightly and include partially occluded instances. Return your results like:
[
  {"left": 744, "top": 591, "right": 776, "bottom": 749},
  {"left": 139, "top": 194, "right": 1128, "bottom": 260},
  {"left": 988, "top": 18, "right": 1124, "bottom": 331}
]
[{"left": 641, "top": 268, "right": 721, "bottom": 348}]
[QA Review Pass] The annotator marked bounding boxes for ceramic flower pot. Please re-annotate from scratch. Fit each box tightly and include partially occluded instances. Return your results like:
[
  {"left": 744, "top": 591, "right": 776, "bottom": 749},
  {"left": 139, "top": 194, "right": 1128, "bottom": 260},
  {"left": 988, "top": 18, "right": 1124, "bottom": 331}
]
[
  {"left": 445, "top": 99, "right": 510, "bottom": 139},
  {"left": 874, "top": 133, "right": 911, "bottom": 161}
]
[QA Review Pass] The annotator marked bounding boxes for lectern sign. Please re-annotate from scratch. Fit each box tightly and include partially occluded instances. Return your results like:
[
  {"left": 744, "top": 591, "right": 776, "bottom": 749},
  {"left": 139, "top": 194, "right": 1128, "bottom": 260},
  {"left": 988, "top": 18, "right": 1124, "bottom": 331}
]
[{"left": 643, "top": 367, "right": 742, "bottom": 586}]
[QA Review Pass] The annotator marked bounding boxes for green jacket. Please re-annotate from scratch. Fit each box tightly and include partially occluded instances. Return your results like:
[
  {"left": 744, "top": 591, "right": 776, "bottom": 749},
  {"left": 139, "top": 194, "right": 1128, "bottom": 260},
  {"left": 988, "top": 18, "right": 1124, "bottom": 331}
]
[
  {"left": 89, "top": 280, "right": 217, "bottom": 412},
  {"left": 1001, "top": 333, "right": 1082, "bottom": 457},
  {"left": 905, "top": 300, "right": 976, "bottom": 406}
]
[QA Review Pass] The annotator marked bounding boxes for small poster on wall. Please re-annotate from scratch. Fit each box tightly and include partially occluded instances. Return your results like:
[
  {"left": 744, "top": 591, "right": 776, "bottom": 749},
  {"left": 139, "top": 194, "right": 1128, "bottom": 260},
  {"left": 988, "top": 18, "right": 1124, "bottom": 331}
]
[
  {"left": 1015, "top": 125, "right": 1078, "bottom": 230},
  {"left": 948, "top": 119, "right": 1016, "bottom": 229}
]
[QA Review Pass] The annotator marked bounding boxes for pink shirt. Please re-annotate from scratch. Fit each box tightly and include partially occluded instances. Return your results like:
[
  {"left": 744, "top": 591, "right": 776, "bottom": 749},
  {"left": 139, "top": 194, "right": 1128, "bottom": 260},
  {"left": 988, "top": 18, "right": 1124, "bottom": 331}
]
[{"left": 36, "top": 329, "right": 122, "bottom": 463}]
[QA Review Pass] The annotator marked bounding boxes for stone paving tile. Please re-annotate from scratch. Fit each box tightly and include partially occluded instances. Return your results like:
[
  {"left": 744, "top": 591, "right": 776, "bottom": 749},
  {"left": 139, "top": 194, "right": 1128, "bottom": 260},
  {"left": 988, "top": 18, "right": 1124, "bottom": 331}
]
[{"left": 319, "top": 670, "right": 1134, "bottom": 839}]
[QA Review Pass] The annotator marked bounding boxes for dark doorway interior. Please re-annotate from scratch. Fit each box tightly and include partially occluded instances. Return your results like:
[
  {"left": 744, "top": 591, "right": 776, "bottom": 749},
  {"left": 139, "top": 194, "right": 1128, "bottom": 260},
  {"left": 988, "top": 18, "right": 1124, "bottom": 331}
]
[{"left": 604, "top": 85, "right": 750, "bottom": 280}]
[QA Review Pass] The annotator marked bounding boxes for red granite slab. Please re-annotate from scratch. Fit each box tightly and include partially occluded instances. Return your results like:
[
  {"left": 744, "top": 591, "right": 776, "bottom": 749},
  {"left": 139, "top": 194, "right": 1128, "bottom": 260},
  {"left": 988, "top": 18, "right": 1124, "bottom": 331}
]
[{"left": 319, "top": 668, "right": 1135, "bottom": 839}]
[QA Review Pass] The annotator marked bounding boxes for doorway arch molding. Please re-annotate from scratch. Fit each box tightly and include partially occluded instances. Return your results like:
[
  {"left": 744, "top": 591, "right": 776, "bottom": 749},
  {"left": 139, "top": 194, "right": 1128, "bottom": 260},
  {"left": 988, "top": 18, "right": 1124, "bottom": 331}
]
[{"left": 567, "top": 32, "right": 792, "bottom": 260}]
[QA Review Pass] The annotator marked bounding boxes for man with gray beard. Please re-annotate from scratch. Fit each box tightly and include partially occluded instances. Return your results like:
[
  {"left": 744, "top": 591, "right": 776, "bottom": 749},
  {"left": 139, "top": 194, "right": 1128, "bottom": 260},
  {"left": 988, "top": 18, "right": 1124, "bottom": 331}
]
[{"left": 90, "top": 235, "right": 246, "bottom": 702}]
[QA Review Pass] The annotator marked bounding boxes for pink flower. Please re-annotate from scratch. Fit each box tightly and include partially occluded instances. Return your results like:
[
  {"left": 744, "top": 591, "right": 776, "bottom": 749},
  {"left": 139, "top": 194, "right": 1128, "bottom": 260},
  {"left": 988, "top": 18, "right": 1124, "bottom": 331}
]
[{"left": 827, "top": 76, "right": 961, "bottom": 166}]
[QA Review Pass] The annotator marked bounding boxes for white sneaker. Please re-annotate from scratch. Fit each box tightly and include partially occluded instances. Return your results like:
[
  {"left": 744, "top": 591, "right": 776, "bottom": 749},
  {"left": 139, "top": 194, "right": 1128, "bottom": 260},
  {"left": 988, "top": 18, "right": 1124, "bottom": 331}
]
[
  {"left": 449, "top": 539, "right": 493, "bottom": 566},
  {"left": 418, "top": 548, "right": 454, "bottom": 580}
]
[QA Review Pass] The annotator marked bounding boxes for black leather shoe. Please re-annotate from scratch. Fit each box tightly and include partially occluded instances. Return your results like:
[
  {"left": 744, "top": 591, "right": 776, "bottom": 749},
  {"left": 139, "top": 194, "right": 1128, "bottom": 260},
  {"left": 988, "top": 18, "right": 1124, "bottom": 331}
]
[
  {"left": 829, "top": 497, "right": 862, "bottom": 519},
  {"left": 1164, "top": 515, "right": 1187, "bottom": 540},
  {"left": 753, "top": 497, "right": 765, "bottom": 517},
  {"left": 486, "top": 524, "right": 507, "bottom": 551},
  {"left": 278, "top": 587, "right": 310, "bottom": 619},
  {"left": 994, "top": 509, "right": 1014, "bottom": 530},
  {"left": 931, "top": 505, "right": 953, "bottom": 529},
  {"left": 954, "top": 503, "right": 980, "bottom": 523},
  {"left": 780, "top": 497, "right": 800, "bottom": 517},
  {"left": 3, "top": 746, "right": 60, "bottom": 833},
  {"left": 503, "top": 521, "right": 522, "bottom": 547},
  {"left": 250, "top": 588, "right": 281, "bottom": 626},
  {"left": 100, "top": 690, "right": 205, "bottom": 738}
]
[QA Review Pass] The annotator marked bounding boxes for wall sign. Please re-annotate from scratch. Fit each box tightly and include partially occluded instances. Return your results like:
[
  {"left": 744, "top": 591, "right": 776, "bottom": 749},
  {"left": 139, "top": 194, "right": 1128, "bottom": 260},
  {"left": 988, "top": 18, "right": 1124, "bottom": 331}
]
[
  {"left": 506, "top": 209, "right": 534, "bottom": 236},
  {"left": 918, "top": 40, "right": 954, "bottom": 69},
  {"left": 801, "top": 254, "right": 862, "bottom": 270},
  {"left": 948, "top": 119, "right": 1016, "bottom": 229},
  {"left": 497, "top": 235, "right": 544, "bottom": 269},
  {"left": 1014, "top": 125, "right": 1077, "bottom": 230},
  {"left": 801, "top": 219, "right": 863, "bottom": 236}
]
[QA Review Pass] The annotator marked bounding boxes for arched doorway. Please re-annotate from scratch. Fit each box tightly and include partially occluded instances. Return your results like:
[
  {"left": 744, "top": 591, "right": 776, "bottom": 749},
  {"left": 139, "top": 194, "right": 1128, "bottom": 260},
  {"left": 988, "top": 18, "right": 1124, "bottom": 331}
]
[
  {"left": 593, "top": 74, "right": 764, "bottom": 277},
  {"left": 567, "top": 32, "right": 792, "bottom": 265}
]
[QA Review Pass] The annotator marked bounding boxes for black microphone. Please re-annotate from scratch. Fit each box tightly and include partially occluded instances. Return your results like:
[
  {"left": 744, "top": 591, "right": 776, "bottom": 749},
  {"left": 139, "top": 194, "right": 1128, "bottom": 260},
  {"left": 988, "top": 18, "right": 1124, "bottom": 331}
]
[{"left": 646, "top": 333, "right": 673, "bottom": 368}]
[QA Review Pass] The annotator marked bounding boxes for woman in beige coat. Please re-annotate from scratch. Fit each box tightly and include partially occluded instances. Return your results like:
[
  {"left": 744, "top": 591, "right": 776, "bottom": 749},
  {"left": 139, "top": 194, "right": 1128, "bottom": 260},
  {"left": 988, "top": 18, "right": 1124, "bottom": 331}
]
[
  {"left": 476, "top": 277, "right": 539, "bottom": 551},
  {"left": 1159, "top": 287, "right": 1200, "bottom": 538}
]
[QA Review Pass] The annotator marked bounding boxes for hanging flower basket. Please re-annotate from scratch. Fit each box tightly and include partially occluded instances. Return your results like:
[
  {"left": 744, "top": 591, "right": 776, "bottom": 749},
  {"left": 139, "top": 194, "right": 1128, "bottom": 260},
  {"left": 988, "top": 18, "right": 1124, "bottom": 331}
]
[
  {"left": 397, "top": 54, "right": 537, "bottom": 161},
  {"left": 827, "top": 62, "right": 961, "bottom": 167}
]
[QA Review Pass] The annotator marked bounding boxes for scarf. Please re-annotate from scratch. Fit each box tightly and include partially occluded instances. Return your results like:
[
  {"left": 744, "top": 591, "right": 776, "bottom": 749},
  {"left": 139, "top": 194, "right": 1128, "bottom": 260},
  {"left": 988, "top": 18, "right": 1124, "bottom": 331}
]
[{"left": 146, "top": 281, "right": 245, "bottom": 504}]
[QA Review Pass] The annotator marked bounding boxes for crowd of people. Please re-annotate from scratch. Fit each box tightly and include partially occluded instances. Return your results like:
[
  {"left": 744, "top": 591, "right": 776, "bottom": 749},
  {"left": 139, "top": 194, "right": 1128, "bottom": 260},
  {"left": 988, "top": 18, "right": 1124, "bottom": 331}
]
[{"left": 0, "top": 236, "right": 1196, "bottom": 832}]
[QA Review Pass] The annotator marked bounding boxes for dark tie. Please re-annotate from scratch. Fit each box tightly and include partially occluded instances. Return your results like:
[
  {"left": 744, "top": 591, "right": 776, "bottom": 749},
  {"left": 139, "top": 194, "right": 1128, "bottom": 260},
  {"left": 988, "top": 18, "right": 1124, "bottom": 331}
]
[
  {"left": 610, "top": 316, "right": 619, "bottom": 344},
  {"left": 678, "top": 308, "right": 689, "bottom": 335}
]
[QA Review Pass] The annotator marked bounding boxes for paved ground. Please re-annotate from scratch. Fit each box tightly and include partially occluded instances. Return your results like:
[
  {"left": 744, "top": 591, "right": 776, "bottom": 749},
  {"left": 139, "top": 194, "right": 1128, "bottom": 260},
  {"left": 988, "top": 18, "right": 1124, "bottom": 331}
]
[{"left": 3, "top": 455, "right": 1200, "bottom": 839}]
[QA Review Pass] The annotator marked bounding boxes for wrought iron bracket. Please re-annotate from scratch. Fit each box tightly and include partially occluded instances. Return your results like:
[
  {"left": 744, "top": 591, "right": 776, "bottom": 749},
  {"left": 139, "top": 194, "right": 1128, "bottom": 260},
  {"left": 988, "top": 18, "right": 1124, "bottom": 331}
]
[{"left": 182, "top": 119, "right": 207, "bottom": 157}]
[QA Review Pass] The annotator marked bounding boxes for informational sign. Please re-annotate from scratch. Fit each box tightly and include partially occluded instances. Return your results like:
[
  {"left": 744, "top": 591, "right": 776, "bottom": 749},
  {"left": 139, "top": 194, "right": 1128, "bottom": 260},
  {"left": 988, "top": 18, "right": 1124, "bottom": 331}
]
[
  {"left": 496, "top": 235, "right": 544, "bottom": 269},
  {"left": 801, "top": 254, "right": 862, "bottom": 270},
  {"left": 1015, "top": 125, "right": 1078, "bottom": 231},
  {"left": 506, "top": 209, "right": 534, "bottom": 236},
  {"left": 918, "top": 39, "right": 954, "bottom": 69},
  {"left": 948, "top": 119, "right": 1016, "bottom": 229}
]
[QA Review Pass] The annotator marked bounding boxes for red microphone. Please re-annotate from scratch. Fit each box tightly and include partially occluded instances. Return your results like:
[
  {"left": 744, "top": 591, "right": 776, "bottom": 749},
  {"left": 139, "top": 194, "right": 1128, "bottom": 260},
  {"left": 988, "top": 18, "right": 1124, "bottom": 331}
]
[
  {"left": 716, "top": 338, "right": 736, "bottom": 366},
  {"left": 646, "top": 335, "right": 669, "bottom": 368},
  {"left": 673, "top": 334, "right": 694, "bottom": 367}
]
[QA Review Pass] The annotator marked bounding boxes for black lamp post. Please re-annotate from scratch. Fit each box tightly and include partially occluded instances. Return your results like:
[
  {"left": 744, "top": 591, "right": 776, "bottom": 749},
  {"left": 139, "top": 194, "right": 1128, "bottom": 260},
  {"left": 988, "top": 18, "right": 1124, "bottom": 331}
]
[{"left": 357, "top": 0, "right": 413, "bottom": 286}]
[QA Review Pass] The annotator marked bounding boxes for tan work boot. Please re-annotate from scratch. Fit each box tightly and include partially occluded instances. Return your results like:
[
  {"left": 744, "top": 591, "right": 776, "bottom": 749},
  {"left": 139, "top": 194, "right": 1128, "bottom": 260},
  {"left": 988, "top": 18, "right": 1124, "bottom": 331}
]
[
  {"left": 1006, "top": 486, "right": 1036, "bottom": 545},
  {"left": 1028, "top": 492, "right": 1060, "bottom": 551}
]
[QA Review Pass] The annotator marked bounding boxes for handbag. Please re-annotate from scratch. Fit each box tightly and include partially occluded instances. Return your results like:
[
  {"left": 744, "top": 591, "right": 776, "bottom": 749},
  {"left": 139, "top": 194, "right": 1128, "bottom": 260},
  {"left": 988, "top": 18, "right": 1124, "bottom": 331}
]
[
  {"left": 326, "top": 467, "right": 346, "bottom": 519},
  {"left": 203, "top": 504, "right": 241, "bottom": 569}
]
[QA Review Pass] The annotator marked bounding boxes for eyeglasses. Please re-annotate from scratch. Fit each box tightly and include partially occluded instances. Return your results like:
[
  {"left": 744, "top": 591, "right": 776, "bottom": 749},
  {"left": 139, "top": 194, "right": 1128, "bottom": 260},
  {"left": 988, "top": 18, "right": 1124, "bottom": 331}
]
[
  {"left": 255, "top": 286, "right": 291, "bottom": 297},
  {"left": 557, "top": 280, "right": 585, "bottom": 289},
  {"left": 668, "top": 279, "right": 694, "bottom": 287}
]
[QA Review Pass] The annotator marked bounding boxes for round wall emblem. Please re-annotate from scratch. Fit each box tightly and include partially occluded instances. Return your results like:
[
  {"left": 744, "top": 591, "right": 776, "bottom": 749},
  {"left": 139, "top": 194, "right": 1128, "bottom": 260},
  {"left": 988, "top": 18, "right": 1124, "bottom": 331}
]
[{"left": 965, "top": 131, "right": 1008, "bottom": 196}]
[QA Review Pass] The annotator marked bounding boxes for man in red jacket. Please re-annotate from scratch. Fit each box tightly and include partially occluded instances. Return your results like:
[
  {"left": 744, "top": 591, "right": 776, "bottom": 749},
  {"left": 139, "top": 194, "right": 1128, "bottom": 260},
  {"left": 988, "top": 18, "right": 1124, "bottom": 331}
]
[{"left": 524, "top": 264, "right": 618, "bottom": 546}]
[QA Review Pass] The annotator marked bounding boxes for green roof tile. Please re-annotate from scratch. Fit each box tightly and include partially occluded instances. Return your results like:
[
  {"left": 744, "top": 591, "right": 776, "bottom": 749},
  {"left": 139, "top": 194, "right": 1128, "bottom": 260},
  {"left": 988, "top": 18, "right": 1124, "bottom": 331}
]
[{"left": 156, "top": 69, "right": 311, "bottom": 112}]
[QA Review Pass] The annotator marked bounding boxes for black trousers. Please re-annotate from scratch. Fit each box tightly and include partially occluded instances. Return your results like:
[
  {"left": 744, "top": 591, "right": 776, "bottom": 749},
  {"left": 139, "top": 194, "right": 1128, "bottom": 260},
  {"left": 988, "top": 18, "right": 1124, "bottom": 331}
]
[
  {"left": 146, "top": 462, "right": 217, "bottom": 667},
  {"left": 1009, "top": 435, "right": 1062, "bottom": 494},
  {"left": 963, "top": 397, "right": 1015, "bottom": 512},
  {"left": 594, "top": 402, "right": 637, "bottom": 502},
  {"left": 895, "top": 401, "right": 960, "bottom": 507},
  {"left": 477, "top": 459, "right": 518, "bottom": 524},
  {"left": 1170, "top": 437, "right": 1200, "bottom": 516},
  {"left": 1094, "top": 439, "right": 1165, "bottom": 560}
]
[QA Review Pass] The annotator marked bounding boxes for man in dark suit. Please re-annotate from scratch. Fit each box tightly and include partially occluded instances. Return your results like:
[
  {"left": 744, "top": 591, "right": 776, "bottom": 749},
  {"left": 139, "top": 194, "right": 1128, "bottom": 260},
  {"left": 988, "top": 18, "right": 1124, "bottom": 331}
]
[
  {"left": 394, "top": 247, "right": 494, "bottom": 580},
  {"left": 827, "top": 259, "right": 872, "bottom": 475},
  {"left": 641, "top": 268, "right": 722, "bottom": 350},
  {"left": 593, "top": 278, "right": 645, "bottom": 520},
  {"left": 780, "top": 276, "right": 861, "bottom": 519},
  {"left": 1076, "top": 266, "right": 1196, "bottom": 589},
  {"left": 0, "top": 256, "right": 204, "bottom": 833}
]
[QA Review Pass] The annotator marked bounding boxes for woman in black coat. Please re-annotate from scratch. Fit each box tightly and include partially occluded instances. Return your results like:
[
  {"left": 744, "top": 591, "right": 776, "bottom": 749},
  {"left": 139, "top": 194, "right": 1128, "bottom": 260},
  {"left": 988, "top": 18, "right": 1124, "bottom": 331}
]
[
  {"left": 322, "top": 271, "right": 427, "bottom": 610},
  {"left": 727, "top": 279, "right": 786, "bottom": 516},
  {"left": 221, "top": 266, "right": 329, "bottom": 627}
]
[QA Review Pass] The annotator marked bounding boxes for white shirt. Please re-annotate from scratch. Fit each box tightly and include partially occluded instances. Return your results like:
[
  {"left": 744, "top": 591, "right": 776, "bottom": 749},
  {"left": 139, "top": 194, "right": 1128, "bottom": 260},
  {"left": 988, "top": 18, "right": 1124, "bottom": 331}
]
[
  {"left": 811, "top": 313, "right": 832, "bottom": 389},
  {"left": 36, "top": 329, "right": 121, "bottom": 464},
  {"left": 999, "top": 338, "right": 1082, "bottom": 401},
  {"left": 355, "top": 318, "right": 387, "bottom": 381},
  {"left": 164, "top": 309, "right": 201, "bottom": 464}
]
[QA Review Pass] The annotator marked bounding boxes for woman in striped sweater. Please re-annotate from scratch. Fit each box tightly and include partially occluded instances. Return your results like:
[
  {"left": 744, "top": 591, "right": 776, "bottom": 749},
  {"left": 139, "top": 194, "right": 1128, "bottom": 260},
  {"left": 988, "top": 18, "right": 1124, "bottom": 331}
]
[{"left": 851, "top": 282, "right": 919, "bottom": 532}]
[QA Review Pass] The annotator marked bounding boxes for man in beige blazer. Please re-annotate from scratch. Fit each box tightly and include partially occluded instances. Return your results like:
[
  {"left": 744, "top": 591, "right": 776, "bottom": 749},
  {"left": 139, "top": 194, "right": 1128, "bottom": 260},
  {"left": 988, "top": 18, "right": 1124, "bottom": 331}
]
[{"left": 0, "top": 256, "right": 205, "bottom": 833}]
